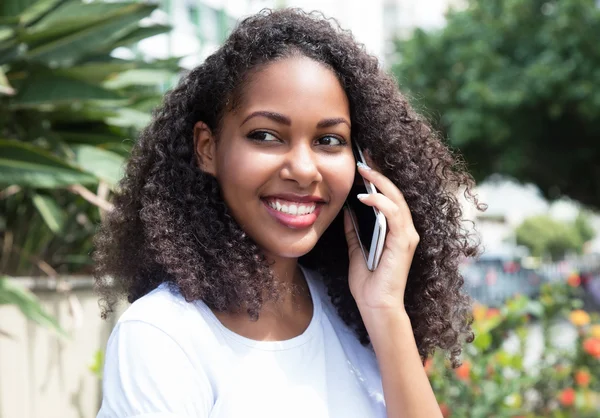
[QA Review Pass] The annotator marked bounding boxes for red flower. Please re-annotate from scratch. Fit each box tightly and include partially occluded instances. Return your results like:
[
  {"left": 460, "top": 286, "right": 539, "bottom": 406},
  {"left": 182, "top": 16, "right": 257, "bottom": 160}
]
[
  {"left": 424, "top": 358, "right": 434, "bottom": 376},
  {"left": 575, "top": 369, "right": 591, "bottom": 387},
  {"left": 439, "top": 403, "right": 451, "bottom": 418},
  {"left": 486, "top": 308, "right": 500, "bottom": 319},
  {"left": 567, "top": 273, "right": 581, "bottom": 287},
  {"left": 583, "top": 337, "right": 600, "bottom": 358},
  {"left": 455, "top": 361, "right": 471, "bottom": 381},
  {"left": 558, "top": 388, "right": 576, "bottom": 407}
]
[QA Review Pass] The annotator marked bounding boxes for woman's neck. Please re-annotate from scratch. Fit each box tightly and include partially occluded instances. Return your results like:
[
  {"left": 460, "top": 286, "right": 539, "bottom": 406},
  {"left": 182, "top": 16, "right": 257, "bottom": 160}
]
[
  {"left": 262, "top": 254, "right": 311, "bottom": 313},
  {"left": 211, "top": 254, "right": 313, "bottom": 342},
  {"left": 268, "top": 255, "right": 300, "bottom": 286}
]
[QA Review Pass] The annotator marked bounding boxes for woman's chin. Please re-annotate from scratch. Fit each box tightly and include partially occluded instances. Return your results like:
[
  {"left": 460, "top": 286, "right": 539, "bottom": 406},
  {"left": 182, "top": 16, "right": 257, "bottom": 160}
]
[{"left": 260, "top": 235, "right": 321, "bottom": 260}]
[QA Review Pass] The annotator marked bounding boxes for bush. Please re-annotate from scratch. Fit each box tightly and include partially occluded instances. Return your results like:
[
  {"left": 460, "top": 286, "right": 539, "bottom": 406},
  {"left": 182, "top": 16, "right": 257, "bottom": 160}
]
[
  {"left": 427, "top": 276, "right": 600, "bottom": 417},
  {"left": 0, "top": 0, "right": 178, "bottom": 277}
]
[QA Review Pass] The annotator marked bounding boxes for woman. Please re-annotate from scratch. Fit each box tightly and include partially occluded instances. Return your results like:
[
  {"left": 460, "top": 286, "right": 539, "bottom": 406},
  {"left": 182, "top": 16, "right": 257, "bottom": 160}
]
[{"left": 95, "top": 8, "right": 481, "bottom": 418}]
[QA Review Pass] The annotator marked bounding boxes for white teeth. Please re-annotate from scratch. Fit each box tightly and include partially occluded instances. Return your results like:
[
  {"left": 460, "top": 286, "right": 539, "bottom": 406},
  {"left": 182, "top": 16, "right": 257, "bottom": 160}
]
[{"left": 266, "top": 199, "right": 317, "bottom": 216}]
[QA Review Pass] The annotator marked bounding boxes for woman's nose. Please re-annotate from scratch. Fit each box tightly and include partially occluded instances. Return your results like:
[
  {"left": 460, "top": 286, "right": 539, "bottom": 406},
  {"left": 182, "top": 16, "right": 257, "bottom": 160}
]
[{"left": 279, "top": 142, "right": 322, "bottom": 187}]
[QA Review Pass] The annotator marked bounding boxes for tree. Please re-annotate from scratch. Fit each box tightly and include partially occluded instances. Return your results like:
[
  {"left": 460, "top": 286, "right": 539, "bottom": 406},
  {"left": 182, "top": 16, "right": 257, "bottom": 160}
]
[
  {"left": 515, "top": 213, "right": 595, "bottom": 260},
  {"left": 392, "top": 0, "right": 600, "bottom": 209},
  {"left": 574, "top": 212, "right": 596, "bottom": 244},
  {"left": 0, "top": 0, "right": 179, "bottom": 276}
]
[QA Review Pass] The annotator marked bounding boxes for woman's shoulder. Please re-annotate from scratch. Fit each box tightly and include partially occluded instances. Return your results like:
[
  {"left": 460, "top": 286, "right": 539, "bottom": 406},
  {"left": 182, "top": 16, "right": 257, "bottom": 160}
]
[
  {"left": 100, "top": 283, "right": 216, "bottom": 417},
  {"left": 115, "top": 282, "right": 214, "bottom": 344},
  {"left": 119, "top": 282, "right": 191, "bottom": 318}
]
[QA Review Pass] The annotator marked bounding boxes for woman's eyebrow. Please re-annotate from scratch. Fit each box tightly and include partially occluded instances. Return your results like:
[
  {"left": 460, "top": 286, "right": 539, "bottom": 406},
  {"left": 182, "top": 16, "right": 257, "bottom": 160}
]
[
  {"left": 241, "top": 111, "right": 350, "bottom": 129},
  {"left": 241, "top": 111, "right": 291, "bottom": 126},
  {"left": 317, "top": 117, "right": 351, "bottom": 129}
]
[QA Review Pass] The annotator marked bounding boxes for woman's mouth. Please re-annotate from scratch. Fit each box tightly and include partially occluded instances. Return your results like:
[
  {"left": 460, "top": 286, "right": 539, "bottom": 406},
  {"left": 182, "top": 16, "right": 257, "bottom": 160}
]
[
  {"left": 261, "top": 197, "right": 323, "bottom": 229},
  {"left": 266, "top": 199, "right": 317, "bottom": 215}
]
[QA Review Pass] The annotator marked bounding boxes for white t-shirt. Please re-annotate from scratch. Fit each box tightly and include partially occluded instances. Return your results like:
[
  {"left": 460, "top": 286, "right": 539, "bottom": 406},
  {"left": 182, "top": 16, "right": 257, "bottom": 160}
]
[{"left": 98, "top": 266, "right": 386, "bottom": 418}]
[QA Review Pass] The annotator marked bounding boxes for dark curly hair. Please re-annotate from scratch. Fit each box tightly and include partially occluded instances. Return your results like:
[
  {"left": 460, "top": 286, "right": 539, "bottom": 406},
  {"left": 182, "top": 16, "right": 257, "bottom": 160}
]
[{"left": 94, "top": 8, "right": 484, "bottom": 367}]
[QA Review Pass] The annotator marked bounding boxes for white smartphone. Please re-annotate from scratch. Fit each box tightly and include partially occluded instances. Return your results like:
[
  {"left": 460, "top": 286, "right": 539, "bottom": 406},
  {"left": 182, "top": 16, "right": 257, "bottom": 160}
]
[{"left": 345, "top": 145, "right": 387, "bottom": 271}]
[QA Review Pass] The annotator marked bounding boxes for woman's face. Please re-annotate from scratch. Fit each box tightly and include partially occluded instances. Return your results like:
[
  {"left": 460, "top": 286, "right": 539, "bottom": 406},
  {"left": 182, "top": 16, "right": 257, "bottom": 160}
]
[{"left": 196, "top": 56, "right": 355, "bottom": 259}]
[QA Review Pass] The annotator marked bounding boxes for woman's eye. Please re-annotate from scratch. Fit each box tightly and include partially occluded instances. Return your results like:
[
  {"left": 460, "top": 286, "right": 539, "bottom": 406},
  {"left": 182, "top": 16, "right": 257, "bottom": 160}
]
[
  {"left": 316, "top": 136, "right": 346, "bottom": 146},
  {"left": 247, "top": 131, "right": 279, "bottom": 142}
]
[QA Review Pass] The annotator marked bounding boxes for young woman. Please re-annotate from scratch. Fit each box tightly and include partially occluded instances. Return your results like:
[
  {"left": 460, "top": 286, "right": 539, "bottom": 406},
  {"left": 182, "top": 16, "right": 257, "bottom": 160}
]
[{"left": 95, "top": 8, "right": 481, "bottom": 418}]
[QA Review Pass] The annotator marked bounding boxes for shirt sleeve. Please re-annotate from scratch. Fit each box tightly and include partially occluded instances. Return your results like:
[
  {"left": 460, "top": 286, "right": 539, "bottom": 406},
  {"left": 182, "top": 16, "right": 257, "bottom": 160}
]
[{"left": 97, "top": 320, "right": 213, "bottom": 418}]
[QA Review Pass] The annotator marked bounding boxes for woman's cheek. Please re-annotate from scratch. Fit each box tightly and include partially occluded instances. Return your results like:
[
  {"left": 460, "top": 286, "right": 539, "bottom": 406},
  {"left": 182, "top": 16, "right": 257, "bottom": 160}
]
[{"left": 325, "top": 156, "right": 355, "bottom": 202}]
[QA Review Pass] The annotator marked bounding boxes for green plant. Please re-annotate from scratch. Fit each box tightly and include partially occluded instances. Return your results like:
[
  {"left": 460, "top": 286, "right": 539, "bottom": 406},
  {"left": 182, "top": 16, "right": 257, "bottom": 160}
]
[
  {"left": 0, "top": 0, "right": 179, "bottom": 337},
  {"left": 0, "top": 275, "right": 67, "bottom": 337},
  {"left": 0, "top": 0, "right": 179, "bottom": 277},
  {"left": 427, "top": 276, "right": 600, "bottom": 417},
  {"left": 392, "top": 0, "right": 600, "bottom": 208},
  {"left": 515, "top": 213, "right": 596, "bottom": 260},
  {"left": 89, "top": 348, "right": 104, "bottom": 379}
]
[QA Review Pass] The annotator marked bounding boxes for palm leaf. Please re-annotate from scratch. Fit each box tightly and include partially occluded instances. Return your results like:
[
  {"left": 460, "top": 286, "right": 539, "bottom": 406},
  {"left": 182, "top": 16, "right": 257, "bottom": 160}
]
[
  {"left": 104, "top": 68, "right": 175, "bottom": 89},
  {"left": 0, "top": 67, "right": 15, "bottom": 95},
  {"left": 0, "top": 140, "right": 97, "bottom": 188},
  {"left": 0, "top": 0, "right": 39, "bottom": 18},
  {"left": 0, "top": 276, "right": 69, "bottom": 338},
  {"left": 19, "top": 0, "right": 67, "bottom": 26},
  {"left": 25, "top": 4, "right": 156, "bottom": 65},
  {"left": 71, "top": 144, "right": 125, "bottom": 186},
  {"left": 32, "top": 193, "right": 66, "bottom": 234},
  {"left": 109, "top": 24, "right": 171, "bottom": 49},
  {"left": 11, "top": 72, "right": 122, "bottom": 106}
]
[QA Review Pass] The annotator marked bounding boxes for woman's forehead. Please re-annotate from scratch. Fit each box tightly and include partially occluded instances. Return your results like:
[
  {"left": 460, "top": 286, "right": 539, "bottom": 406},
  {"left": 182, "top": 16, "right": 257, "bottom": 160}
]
[{"left": 234, "top": 57, "right": 349, "bottom": 115}]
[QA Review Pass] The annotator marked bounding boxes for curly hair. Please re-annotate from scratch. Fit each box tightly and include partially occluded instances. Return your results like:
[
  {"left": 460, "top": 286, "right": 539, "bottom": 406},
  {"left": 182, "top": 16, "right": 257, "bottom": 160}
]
[{"left": 94, "top": 8, "right": 484, "bottom": 367}]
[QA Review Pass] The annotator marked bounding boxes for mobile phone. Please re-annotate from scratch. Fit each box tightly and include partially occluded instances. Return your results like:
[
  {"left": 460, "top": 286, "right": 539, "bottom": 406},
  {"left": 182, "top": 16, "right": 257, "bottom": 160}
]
[{"left": 345, "top": 145, "right": 387, "bottom": 271}]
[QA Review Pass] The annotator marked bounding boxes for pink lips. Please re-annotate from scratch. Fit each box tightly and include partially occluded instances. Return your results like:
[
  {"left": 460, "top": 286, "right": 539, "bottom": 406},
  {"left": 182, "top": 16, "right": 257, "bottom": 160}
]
[{"left": 261, "top": 198, "right": 323, "bottom": 229}]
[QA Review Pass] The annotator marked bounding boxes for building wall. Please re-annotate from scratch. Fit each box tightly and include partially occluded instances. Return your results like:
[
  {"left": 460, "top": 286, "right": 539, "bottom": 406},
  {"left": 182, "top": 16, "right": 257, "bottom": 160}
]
[
  {"left": 137, "top": 0, "right": 465, "bottom": 68},
  {"left": 282, "top": 0, "right": 386, "bottom": 62},
  {"left": 0, "top": 278, "right": 127, "bottom": 418},
  {"left": 137, "top": 0, "right": 401, "bottom": 67}
]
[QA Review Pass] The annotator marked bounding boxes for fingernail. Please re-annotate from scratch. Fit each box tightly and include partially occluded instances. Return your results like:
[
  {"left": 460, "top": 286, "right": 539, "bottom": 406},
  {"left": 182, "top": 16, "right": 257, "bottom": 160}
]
[
  {"left": 357, "top": 193, "right": 368, "bottom": 200},
  {"left": 357, "top": 161, "right": 371, "bottom": 170}
]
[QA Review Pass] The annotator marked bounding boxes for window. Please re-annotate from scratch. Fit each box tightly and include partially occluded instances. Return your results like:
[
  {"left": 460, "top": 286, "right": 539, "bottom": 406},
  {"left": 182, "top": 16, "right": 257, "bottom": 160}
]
[{"left": 188, "top": 4, "right": 200, "bottom": 26}]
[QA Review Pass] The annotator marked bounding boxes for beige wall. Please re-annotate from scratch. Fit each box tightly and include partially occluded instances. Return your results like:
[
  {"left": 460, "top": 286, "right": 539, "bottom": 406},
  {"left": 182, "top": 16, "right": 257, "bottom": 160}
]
[{"left": 0, "top": 278, "right": 126, "bottom": 418}]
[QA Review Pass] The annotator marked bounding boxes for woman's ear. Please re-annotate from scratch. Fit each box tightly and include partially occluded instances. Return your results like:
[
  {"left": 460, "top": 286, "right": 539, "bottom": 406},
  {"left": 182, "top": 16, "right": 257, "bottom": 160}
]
[{"left": 193, "top": 121, "right": 217, "bottom": 176}]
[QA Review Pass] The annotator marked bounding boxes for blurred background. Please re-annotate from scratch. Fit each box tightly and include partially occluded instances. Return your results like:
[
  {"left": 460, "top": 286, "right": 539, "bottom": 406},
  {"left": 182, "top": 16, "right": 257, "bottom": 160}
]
[{"left": 1, "top": 0, "right": 599, "bottom": 417}]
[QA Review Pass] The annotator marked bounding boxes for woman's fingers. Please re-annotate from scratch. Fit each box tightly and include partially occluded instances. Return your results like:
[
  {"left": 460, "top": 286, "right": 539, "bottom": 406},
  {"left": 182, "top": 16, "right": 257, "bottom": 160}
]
[{"left": 357, "top": 163, "right": 413, "bottom": 224}]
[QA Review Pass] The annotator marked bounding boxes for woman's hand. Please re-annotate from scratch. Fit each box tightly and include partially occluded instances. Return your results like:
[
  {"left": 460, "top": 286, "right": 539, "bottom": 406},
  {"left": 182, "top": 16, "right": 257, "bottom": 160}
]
[
  {"left": 344, "top": 161, "right": 420, "bottom": 314},
  {"left": 345, "top": 161, "right": 443, "bottom": 418}
]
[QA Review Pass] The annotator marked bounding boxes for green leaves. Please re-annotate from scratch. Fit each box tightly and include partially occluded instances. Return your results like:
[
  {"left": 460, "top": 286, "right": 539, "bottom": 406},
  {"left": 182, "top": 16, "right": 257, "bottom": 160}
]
[
  {"left": 12, "top": 72, "right": 123, "bottom": 107},
  {"left": 0, "top": 276, "right": 68, "bottom": 338},
  {"left": 515, "top": 213, "right": 595, "bottom": 260},
  {"left": 393, "top": 0, "right": 600, "bottom": 208},
  {"left": 0, "top": 0, "right": 43, "bottom": 18},
  {"left": 0, "top": 140, "right": 97, "bottom": 188},
  {"left": 428, "top": 280, "right": 600, "bottom": 416},
  {"left": 0, "top": 0, "right": 178, "bottom": 280},
  {"left": 32, "top": 193, "right": 66, "bottom": 234},
  {"left": 0, "top": 67, "right": 14, "bottom": 95},
  {"left": 18, "top": 0, "right": 65, "bottom": 26},
  {"left": 26, "top": 4, "right": 156, "bottom": 66},
  {"left": 71, "top": 144, "right": 125, "bottom": 186}
]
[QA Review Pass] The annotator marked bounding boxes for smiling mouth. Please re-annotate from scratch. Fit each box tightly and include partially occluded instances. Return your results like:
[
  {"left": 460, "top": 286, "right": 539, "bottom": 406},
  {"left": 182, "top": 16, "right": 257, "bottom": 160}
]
[{"left": 264, "top": 198, "right": 317, "bottom": 216}]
